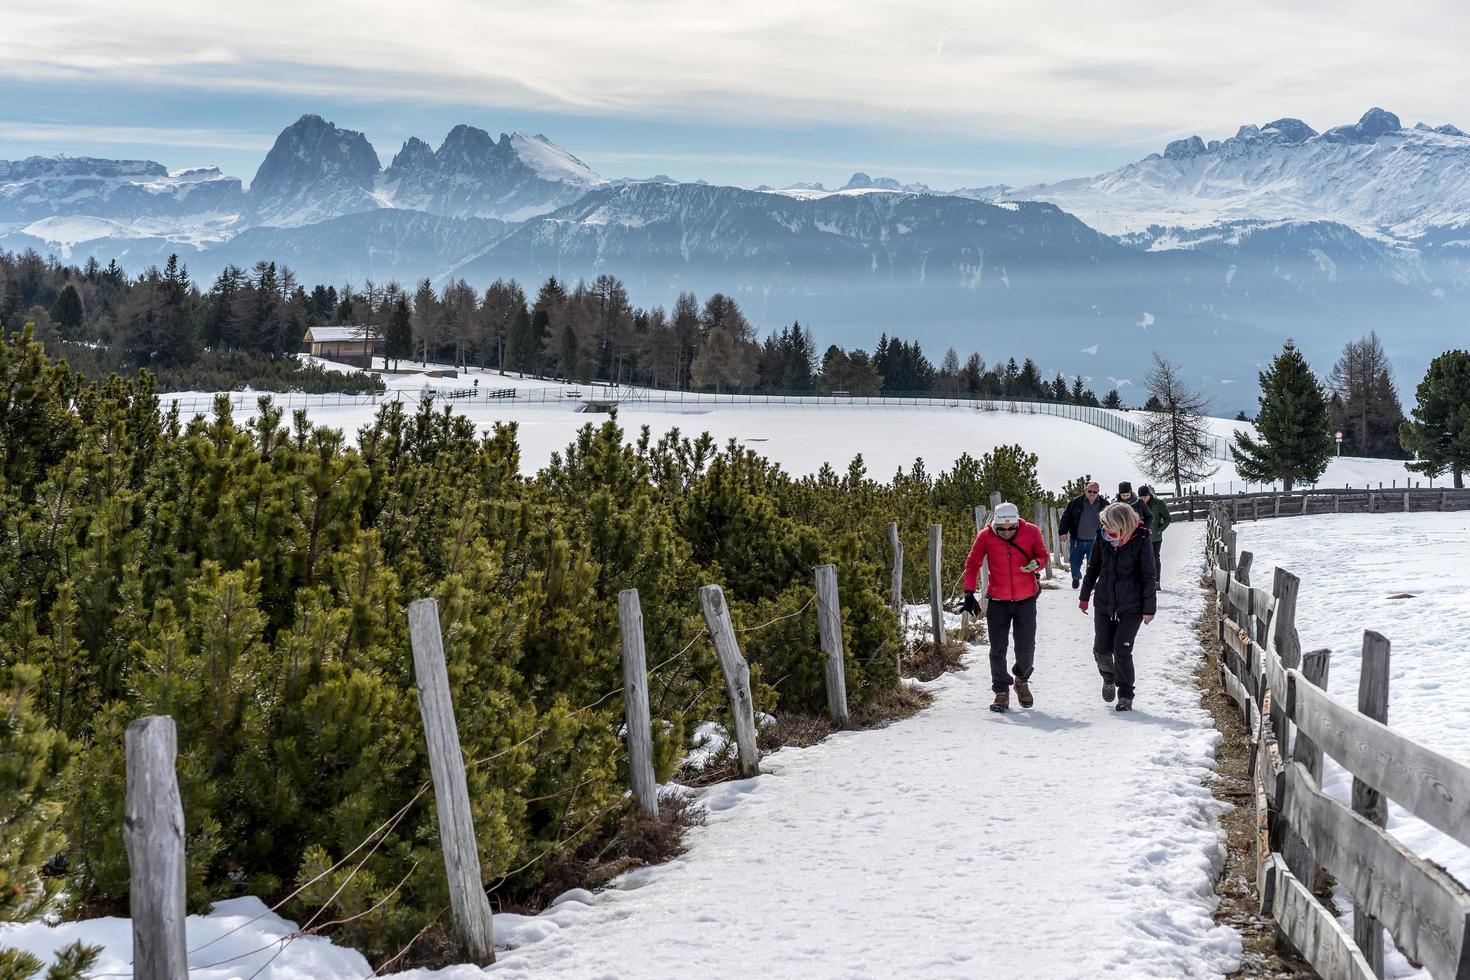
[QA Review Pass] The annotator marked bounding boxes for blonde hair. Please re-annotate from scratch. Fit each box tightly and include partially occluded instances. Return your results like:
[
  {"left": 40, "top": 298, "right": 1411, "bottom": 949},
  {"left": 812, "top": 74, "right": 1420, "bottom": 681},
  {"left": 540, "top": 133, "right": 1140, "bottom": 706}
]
[{"left": 1101, "top": 501, "right": 1140, "bottom": 537}]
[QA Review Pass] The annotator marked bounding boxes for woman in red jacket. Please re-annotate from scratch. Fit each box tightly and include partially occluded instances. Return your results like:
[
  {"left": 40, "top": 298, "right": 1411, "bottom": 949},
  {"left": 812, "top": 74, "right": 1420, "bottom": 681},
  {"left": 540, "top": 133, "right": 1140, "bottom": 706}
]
[{"left": 962, "top": 502, "right": 1049, "bottom": 713}]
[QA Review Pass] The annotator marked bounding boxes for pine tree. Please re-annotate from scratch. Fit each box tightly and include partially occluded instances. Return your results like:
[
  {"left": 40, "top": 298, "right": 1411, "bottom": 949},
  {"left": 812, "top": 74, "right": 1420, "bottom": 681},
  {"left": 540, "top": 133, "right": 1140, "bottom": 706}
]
[
  {"left": 1102, "top": 389, "right": 1123, "bottom": 409},
  {"left": 1232, "top": 340, "right": 1334, "bottom": 491},
  {"left": 1401, "top": 349, "right": 1470, "bottom": 487},
  {"left": 384, "top": 295, "right": 413, "bottom": 370},
  {"left": 0, "top": 667, "right": 70, "bottom": 925},
  {"left": 50, "top": 284, "right": 84, "bottom": 337}
]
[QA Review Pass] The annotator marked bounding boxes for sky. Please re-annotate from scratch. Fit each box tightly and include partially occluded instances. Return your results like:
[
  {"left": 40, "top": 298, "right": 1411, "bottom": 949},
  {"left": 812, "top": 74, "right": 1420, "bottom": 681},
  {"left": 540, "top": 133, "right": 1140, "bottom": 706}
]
[{"left": 5, "top": 2, "right": 1470, "bottom": 189}]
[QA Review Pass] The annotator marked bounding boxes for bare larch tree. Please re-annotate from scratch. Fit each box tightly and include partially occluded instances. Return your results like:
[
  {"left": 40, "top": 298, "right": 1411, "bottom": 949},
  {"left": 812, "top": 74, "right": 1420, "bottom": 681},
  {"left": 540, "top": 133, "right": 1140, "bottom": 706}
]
[{"left": 1137, "top": 353, "right": 1219, "bottom": 496}]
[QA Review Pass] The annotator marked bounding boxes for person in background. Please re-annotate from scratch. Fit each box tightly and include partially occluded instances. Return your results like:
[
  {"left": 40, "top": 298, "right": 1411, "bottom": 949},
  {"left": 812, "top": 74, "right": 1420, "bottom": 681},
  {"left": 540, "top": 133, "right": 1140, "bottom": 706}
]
[
  {"left": 1078, "top": 501, "right": 1156, "bottom": 712},
  {"left": 1137, "top": 485, "right": 1171, "bottom": 588},
  {"left": 1058, "top": 481, "right": 1108, "bottom": 589},
  {"left": 1115, "top": 481, "right": 1152, "bottom": 532},
  {"left": 962, "top": 502, "right": 1049, "bottom": 713}
]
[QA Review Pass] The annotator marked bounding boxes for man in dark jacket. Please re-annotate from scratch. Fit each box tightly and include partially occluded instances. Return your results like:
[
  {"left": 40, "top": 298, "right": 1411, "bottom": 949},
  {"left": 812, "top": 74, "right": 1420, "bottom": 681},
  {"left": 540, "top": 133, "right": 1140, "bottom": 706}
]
[
  {"left": 1116, "top": 481, "right": 1152, "bottom": 532},
  {"left": 1079, "top": 502, "right": 1156, "bottom": 711},
  {"left": 1058, "top": 481, "right": 1108, "bottom": 590},
  {"left": 1137, "top": 485, "right": 1171, "bottom": 586}
]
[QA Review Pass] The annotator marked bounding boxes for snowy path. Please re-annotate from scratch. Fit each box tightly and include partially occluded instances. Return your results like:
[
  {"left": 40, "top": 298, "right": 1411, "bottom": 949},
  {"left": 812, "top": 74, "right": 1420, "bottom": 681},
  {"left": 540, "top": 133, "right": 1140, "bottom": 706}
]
[{"left": 486, "top": 525, "right": 1239, "bottom": 979}]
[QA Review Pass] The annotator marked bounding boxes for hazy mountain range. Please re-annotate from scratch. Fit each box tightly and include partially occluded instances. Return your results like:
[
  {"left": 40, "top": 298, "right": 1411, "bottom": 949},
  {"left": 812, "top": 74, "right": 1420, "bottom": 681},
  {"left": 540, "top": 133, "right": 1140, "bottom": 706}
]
[{"left": 4, "top": 108, "right": 1469, "bottom": 408}]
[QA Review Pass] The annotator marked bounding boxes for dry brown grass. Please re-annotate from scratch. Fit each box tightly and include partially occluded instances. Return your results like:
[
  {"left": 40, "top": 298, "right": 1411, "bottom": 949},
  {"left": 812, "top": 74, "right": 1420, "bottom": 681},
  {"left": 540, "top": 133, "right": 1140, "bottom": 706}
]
[
  {"left": 497, "top": 793, "right": 706, "bottom": 915},
  {"left": 1194, "top": 576, "right": 1317, "bottom": 979},
  {"left": 903, "top": 637, "right": 969, "bottom": 681},
  {"left": 851, "top": 680, "right": 934, "bottom": 728}
]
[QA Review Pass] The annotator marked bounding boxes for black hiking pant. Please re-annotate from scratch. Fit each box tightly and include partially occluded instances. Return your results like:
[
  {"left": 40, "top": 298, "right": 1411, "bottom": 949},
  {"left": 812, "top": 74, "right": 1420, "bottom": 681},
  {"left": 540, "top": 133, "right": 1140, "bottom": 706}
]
[
  {"left": 1094, "top": 612, "right": 1144, "bottom": 699},
  {"left": 1152, "top": 539, "right": 1164, "bottom": 583},
  {"left": 986, "top": 595, "right": 1038, "bottom": 693}
]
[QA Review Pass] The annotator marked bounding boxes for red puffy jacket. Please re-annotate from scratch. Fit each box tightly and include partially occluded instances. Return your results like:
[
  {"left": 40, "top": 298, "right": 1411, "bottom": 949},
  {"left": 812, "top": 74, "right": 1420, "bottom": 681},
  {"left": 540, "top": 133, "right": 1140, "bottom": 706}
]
[{"left": 963, "top": 521, "right": 1049, "bottom": 601}]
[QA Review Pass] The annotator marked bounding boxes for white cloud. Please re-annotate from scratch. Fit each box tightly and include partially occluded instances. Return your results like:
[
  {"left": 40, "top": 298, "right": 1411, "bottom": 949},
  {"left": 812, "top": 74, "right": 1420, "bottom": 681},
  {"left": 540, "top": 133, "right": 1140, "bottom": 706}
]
[
  {"left": 7, "top": 2, "right": 1470, "bottom": 147},
  {"left": 1081, "top": 344, "right": 1099, "bottom": 355},
  {"left": 0, "top": 122, "right": 275, "bottom": 152}
]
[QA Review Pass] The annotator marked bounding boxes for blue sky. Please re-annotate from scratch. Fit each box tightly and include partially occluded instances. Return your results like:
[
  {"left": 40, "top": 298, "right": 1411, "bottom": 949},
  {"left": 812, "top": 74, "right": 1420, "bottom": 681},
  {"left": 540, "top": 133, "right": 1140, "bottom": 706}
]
[{"left": 5, "top": 1, "right": 1470, "bottom": 189}]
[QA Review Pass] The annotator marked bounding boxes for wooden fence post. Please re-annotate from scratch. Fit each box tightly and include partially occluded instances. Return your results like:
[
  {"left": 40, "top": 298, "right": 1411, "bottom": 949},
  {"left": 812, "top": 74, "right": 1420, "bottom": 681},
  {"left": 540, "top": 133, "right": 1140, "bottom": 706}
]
[
  {"left": 698, "top": 585, "right": 761, "bottom": 777},
  {"left": 974, "top": 506, "right": 990, "bottom": 610},
  {"left": 990, "top": 490, "right": 1002, "bottom": 510},
  {"left": 408, "top": 599, "right": 497, "bottom": 965},
  {"left": 814, "top": 564, "right": 851, "bottom": 728},
  {"left": 1033, "top": 501, "right": 1053, "bottom": 580},
  {"left": 1403, "top": 491, "right": 1410, "bottom": 513},
  {"left": 1274, "top": 494, "right": 1282, "bottom": 518},
  {"left": 887, "top": 521, "right": 903, "bottom": 613},
  {"left": 1283, "top": 648, "right": 1330, "bottom": 892},
  {"left": 928, "top": 524, "right": 946, "bottom": 646},
  {"left": 1270, "top": 568, "right": 1303, "bottom": 747},
  {"left": 1352, "top": 631, "right": 1391, "bottom": 978},
  {"left": 125, "top": 715, "right": 188, "bottom": 980},
  {"left": 617, "top": 589, "right": 659, "bottom": 818}
]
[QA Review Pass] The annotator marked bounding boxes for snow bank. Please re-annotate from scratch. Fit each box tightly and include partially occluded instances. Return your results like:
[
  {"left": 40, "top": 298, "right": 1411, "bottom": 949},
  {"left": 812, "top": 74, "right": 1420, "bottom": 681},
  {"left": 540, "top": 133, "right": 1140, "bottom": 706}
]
[{"left": 1235, "top": 511, "right": 1470, "bottom": 978}]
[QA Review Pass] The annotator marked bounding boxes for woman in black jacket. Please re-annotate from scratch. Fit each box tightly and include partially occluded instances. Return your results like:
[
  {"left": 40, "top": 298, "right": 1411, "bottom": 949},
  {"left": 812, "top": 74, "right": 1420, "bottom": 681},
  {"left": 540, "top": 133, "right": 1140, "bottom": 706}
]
[{"left": 1078, "top": 501, "right": 1157, "bottom": 711}]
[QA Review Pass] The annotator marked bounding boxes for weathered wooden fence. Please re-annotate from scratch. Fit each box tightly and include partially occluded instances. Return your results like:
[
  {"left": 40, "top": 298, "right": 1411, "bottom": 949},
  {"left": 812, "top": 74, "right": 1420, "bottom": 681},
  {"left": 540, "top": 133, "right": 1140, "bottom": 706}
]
[
  {"left": 1177, "top": 486, "right": 1470, "bottom": 522},
  {"left": 1206, "top": 504, "right": 1470, "bottom": 978}
]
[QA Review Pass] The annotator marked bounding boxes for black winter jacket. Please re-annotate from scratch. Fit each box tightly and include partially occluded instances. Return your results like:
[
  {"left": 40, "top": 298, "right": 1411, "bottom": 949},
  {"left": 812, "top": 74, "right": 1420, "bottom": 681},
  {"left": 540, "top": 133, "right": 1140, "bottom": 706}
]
[
  {"left": 1080, "top": 529, "right": 1157, "bottom": 617},
  {"left": 1059, "top": 493, "right": 1109, "bottom": 538}
]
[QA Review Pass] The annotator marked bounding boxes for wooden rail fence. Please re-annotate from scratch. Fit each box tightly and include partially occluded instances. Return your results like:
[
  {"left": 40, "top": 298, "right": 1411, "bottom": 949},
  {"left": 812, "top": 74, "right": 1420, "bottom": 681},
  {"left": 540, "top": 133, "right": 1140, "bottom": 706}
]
[
  {"left": 1175, "top": 486, "right": 1470, "bottom": 522},
  {"left": 1206, "top": 504, "right": 1470, "bottom": 978}
]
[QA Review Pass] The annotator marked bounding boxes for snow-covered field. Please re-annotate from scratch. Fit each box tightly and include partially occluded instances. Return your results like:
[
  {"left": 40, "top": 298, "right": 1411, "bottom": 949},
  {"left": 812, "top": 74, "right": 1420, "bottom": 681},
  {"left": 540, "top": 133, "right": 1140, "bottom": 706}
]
[
  {"left": 4, "top": 528, "right": 1243, "bottom": 978},
  {"left": 1234, "top": 511, "right": 1470, "bottom": 978},
  {"left": 164, "top": 359, "right": 1421, "bottom": 495}
]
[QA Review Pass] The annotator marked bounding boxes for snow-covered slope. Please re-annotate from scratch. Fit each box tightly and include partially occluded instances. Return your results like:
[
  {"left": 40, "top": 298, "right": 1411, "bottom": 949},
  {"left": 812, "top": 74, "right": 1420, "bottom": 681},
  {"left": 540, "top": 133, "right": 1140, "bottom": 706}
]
[{"left": 1001, "top": 108, "right": 1470, "bottom": 240}]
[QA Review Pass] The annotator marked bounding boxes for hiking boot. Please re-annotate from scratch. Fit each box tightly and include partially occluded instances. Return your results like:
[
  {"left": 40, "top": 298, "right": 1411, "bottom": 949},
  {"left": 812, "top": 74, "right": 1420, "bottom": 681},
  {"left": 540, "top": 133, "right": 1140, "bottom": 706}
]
[
  {"left": 990, "top": 690, "right": 1010, "bottom": 713},
  {"left": 1014, "top": 677, "right": 1034, "bottom": 708},
  {"left": 1115, "top": 697, "right": 1133, "bottom": 712},
  {"left": 1071, "top": 578, "right": 1080, "bottom": 589},
  {"left": 1102, "top": 678, "right": 1116, "bottom": 703}
]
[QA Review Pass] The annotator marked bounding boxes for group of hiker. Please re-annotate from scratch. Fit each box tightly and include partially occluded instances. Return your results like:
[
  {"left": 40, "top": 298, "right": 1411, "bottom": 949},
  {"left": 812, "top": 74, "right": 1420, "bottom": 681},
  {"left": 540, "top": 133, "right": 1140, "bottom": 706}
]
[{"left": 961, "top": 481, "right": 1172, "bottom": 715}]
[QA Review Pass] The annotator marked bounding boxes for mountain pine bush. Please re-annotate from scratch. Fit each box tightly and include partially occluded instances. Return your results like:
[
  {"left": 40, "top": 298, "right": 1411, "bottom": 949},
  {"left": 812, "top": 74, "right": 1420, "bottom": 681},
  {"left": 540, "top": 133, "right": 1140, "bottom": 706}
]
[{"left": 0, "top": 324, "right": 1025, "bottom": 966}]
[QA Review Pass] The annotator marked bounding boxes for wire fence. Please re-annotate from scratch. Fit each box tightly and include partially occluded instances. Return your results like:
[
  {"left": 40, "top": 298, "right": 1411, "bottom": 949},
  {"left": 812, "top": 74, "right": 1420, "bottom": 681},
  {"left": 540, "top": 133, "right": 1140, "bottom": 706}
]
[
  {"left": 92, "top": 576, "right": 853, "bottom": 979},
  {"left": 160, "top": 384, "right": 1240, "bottom": 462}
]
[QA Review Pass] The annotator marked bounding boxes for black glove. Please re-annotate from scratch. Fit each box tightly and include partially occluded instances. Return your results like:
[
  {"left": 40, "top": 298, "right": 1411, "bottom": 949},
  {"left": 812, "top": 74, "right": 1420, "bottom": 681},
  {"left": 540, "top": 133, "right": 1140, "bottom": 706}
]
[{"left": 962, "top": 591, "right": 981, "bottom": 615}]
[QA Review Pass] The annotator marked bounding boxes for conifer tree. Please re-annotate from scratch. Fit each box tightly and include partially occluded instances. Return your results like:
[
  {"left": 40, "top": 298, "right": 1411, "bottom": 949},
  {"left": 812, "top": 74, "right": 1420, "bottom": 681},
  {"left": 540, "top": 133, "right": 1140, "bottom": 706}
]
[
  {"left": 1401, "top": 349, "right": 1470, "bottom": 487},
  {"left": 384, "top": 294, "right": 413, "bottom": 370},
  {"left": 1232, "top": 340, "right": 1334, "bottom": 490},
  {"left": 0, "top": 667, "right": 69, "bottom": 924},
  {"left": 50, "top": 284, "right": 84, "bottom": 337}
]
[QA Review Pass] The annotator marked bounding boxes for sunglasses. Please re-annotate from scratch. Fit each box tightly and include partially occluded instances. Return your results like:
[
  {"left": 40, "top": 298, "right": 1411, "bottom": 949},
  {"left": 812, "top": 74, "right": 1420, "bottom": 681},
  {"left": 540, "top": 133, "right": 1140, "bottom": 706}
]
[
  {"left": 1085, "top": 490, "right": 1099, "bottom": 495},
  {"left": 995, "top": 522, "right": 1019, "bottom": 530}
]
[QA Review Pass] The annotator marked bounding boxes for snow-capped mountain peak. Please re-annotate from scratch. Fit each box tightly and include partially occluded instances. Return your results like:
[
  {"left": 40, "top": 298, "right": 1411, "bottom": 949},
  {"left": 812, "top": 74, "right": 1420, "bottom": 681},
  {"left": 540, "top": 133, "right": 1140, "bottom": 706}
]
[
  {"left": 1001, "top": 107, "right": 1470, "bottom": 239},
  {"left": 248, "top": 114, "right": 381, "bottom": 227},
  {"left": 506, "top": 131, "right": 602, "bottom": 186}
]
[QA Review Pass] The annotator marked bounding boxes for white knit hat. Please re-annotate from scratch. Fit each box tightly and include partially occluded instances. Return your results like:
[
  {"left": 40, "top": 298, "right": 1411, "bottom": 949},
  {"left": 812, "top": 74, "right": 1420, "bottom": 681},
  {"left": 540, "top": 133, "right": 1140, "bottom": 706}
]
[{"left": 991, "top": 502, "right": 1020, "bottom": 525}]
